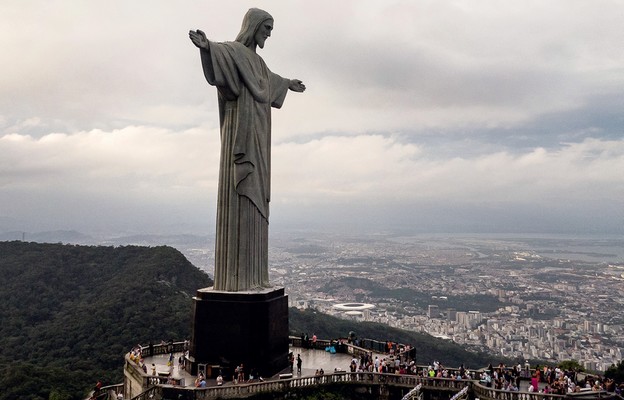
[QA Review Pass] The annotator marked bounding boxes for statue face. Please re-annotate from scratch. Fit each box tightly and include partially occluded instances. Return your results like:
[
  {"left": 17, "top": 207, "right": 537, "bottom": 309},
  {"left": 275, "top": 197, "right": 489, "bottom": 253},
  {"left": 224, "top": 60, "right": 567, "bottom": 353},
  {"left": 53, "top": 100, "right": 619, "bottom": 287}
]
[{"left": 254, "top": 20, "right": 273, "bottom": 49}]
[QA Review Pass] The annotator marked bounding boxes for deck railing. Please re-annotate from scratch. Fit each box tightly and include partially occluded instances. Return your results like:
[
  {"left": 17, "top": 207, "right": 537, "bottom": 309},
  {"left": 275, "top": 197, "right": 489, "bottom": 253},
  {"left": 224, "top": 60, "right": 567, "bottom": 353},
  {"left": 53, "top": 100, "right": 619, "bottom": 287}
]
[
  {"left": 289, "top": 336, "right": 415, "bottom": 360},
  {"left": 401, "top": 383, "right": 423, "bottom": 400},
  {"left": 130, "top": 368, "right": 624, "bottom": 400},
  {"left": 130, "top": 386, "right": 162, "bottom": 400},
  {"left": 129, "top": 372, "right": 469, "bottom": 400},
  {"left": 125, "top": 341, "right": 188, "bottom": 390},
  {"left": 472, "top": 381, "right": 566, "bottom": 400},
  {"left": 138, "top": 341, "right": 188, "bottom": 357},
  {"left": 450, "top": 386, "right": 470, "bottom": 400}
]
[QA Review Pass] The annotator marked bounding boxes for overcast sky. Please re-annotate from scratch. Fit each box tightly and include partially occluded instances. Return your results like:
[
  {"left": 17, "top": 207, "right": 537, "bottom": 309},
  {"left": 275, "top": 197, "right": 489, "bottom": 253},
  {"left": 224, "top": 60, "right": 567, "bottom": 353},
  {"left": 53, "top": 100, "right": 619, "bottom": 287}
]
[{"left": 1, "top": 1, "right": 623, "bottom": 237}]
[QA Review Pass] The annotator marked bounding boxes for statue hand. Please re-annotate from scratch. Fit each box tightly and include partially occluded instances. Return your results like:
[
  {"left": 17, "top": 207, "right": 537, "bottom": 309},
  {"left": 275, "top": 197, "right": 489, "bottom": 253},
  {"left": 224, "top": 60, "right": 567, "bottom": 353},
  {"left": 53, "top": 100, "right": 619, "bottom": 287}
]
[
  {"left": 289, "top": 79, "right": 306, "bottom": 93},
  {"left": 189, "top": 29, "right": 209, "bottom": 49}
]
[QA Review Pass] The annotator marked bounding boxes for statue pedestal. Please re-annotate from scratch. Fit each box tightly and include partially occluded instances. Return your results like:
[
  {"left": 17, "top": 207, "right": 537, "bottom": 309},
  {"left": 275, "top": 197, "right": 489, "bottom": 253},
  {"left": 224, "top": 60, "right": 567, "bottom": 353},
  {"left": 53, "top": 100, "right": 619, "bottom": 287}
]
[{"left": 189, "top": 287, "right": 289, "bottom": 379}]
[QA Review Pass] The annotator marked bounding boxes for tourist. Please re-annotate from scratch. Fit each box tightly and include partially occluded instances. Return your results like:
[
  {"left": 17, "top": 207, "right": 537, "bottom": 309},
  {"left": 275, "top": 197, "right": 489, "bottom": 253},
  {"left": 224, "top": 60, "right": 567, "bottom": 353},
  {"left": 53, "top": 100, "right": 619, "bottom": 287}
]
[
  {"left": 358, "top": 363, "right": 366, "bottom": 380},
  {"left": 248, "top": 368, "right": 254, "bottom": 382},
  {"left": 216, "top": 374, "right": 223, "bottom": 386},
  {"left": 605, "top": 378, "right": 615, "bottom": 392},
  {"left": 297, "top": 354, "right": 302, "bottom": 374},
  {"left": 233, "top": 365, "right": 239, "bottom": 384},
  {"left": 238, "top": 363, "right": 245, "bottom": 383},
  {"left": 288, "top": 352, "right": 294, "bottom": 372}
]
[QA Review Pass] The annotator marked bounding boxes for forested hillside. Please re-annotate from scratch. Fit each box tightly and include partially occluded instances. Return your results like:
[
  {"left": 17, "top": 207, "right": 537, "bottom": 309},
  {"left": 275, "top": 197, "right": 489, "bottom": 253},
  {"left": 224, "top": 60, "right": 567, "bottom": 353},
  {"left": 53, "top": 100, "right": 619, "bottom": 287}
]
[{"left": 0, "top": 241, "right": 212, "bottom": 400}]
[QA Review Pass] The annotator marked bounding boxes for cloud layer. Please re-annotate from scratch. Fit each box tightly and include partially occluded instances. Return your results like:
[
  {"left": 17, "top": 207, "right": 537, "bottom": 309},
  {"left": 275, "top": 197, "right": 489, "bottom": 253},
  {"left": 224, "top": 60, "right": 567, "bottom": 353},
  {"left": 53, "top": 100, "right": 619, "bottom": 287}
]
[{"left": 1, "top": 0, "right": 623, "bottom": 234}]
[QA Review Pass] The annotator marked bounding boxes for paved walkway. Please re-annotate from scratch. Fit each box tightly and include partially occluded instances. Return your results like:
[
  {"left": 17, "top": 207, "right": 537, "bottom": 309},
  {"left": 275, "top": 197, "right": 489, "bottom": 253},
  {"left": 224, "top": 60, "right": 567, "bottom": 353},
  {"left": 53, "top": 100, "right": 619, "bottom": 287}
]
[
  {"left": 140, "top": 345, "right": 359, "bottom": 388},
  {"left": 288, "top": 346, "right": 357, "bottom": 377},
  {"left": 143, "top": 351, "right": 194, "bottom": 386}
]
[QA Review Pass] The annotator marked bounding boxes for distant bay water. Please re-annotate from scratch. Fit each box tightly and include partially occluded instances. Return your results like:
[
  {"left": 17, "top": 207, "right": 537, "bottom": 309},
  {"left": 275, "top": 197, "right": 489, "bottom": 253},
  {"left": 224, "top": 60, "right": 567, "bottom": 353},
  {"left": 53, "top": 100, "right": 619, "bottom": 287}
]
[{"left": 386, "top": 233, "right": 624, "bottom": 264}]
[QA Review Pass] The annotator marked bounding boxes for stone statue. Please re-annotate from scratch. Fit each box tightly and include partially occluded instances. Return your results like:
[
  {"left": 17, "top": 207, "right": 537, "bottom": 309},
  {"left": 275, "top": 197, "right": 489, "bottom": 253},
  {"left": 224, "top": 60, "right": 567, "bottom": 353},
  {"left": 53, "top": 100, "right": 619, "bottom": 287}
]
[{"left": 189, "top": 8, "right": 305, "bottom": 292}]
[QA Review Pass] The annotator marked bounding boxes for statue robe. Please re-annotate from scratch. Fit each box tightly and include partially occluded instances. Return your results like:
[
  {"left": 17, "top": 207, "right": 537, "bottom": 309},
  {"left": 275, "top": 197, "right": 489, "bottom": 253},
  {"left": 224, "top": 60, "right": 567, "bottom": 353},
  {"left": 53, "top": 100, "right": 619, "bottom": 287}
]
[{"left": 200, "top": 40, "right": 290, "bottom": 291}]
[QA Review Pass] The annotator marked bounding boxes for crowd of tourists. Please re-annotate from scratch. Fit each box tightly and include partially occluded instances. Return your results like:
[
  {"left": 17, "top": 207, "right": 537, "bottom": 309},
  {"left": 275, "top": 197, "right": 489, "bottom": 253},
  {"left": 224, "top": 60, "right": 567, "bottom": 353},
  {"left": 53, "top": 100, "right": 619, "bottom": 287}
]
[
  {"left": 474, "top": 362, "right": 624, "bottom": 395},
  {"left": 528, "top": 365, "right": 619, "bottom": 394}
]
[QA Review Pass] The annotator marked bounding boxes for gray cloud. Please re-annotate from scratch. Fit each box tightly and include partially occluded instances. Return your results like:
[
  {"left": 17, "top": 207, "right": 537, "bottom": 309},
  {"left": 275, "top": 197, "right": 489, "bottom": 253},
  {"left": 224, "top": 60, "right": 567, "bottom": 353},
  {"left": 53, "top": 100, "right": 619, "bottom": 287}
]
[{"left": 1, "top": 1, "right": 623, "bottom": 235}]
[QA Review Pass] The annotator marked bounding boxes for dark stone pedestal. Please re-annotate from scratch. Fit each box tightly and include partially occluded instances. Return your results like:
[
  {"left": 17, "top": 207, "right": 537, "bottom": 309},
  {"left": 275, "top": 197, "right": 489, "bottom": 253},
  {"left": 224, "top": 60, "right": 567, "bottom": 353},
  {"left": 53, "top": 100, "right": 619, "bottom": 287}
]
[{"left": 189, "top": 287, "right": 289, "bottom": 379}]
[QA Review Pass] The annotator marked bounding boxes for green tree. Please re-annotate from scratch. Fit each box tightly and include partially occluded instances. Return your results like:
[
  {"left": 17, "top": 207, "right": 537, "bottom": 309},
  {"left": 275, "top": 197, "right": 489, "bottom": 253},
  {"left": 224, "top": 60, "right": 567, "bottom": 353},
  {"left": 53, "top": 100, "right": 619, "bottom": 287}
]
[
  {"left": 49, "top": 390, "right": 72, "bottom": 400},
  {"left": 605, "top": 360, "right": 624, "bottom": 383},
  {"left": 0, "top": 242, "right": 213, "bottom": 400},
  {"left": 558, "top": 359, "right": 585, "bottom": 371}
]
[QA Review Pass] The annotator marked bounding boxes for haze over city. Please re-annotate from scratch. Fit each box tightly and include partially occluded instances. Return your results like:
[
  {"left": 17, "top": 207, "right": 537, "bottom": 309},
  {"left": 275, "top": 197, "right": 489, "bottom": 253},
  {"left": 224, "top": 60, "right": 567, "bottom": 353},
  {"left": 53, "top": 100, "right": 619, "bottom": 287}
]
[{"left": 1, "top": 1, "right": 623, "bottom": 236}]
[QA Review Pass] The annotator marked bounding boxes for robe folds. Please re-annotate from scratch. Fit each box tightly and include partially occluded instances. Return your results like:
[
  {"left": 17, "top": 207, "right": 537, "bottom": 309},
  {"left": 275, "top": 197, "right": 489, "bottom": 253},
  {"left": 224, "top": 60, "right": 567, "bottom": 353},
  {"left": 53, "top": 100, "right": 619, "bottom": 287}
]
[{"left": 200, "top": 40, "right": 290, "bottom": 291}]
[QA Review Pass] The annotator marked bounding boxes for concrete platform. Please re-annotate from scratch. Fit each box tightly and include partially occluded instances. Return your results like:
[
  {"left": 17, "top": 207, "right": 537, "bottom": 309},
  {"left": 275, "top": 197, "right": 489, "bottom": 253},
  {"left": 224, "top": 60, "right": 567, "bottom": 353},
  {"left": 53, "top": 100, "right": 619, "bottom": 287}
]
[{"left": 140, "top": 345, "right": 359, "bottom": 388}]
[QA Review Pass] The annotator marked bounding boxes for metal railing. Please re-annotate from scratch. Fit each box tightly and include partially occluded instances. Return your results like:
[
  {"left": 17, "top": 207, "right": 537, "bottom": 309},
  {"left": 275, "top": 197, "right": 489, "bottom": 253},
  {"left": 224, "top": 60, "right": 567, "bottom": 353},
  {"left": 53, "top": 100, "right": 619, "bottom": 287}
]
[{"left": 86, "top": 383, "right": 124, "bottom": 400}]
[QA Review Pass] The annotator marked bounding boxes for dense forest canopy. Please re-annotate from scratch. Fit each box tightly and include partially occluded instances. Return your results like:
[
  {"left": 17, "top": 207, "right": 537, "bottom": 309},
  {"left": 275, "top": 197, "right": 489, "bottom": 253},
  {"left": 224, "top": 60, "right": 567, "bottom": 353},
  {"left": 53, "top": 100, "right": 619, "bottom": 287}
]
[{"left": 0, "top": 241, "right": 212, "bottom": 400}]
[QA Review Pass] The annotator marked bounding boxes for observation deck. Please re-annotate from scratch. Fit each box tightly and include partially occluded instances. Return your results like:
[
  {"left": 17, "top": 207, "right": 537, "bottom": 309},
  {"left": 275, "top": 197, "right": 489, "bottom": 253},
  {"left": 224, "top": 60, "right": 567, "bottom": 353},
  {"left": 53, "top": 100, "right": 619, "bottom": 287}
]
[
  {"left": 98, "top": 338, "right": 622, "bottom": 400},
  {"left": 123, "top": 339, "right": 361, "bottom": 392}
]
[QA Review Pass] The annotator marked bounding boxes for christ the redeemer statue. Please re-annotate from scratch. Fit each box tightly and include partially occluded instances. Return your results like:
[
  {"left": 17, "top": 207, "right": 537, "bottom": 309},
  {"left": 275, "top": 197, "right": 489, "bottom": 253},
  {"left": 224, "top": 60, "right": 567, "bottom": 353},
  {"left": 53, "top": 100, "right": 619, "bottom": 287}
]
[{"left": 189, "top": 8, "right": 305, "bottom": 292}]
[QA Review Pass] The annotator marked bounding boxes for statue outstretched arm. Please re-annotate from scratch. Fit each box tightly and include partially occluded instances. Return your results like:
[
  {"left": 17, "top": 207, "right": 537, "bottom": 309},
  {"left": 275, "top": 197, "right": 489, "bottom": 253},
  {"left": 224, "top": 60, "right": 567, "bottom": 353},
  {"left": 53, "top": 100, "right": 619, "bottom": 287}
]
[
  {"left": 189, "top": 29, "right": 210, "bottom": 50},
  {"left": 190, "top": 29, "right": 218, "bottom": 85},
  {"left": 289, "top": 79, "right": 306, "bottom": 93}
]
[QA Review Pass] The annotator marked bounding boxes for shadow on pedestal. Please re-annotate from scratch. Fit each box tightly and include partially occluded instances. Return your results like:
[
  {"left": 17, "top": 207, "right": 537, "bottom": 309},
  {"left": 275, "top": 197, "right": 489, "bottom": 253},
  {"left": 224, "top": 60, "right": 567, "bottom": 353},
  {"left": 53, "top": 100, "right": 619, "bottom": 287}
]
[{"left": 188, "top": 287, "right": 289, "bottom": 379}]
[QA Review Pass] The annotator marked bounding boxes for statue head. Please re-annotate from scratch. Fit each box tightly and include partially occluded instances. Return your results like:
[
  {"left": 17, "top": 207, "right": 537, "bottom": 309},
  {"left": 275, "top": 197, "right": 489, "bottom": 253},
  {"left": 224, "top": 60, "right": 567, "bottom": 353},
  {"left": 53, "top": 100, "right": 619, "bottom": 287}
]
[{"left": 235, "top": 8, "right": 273, "bottom": 49}]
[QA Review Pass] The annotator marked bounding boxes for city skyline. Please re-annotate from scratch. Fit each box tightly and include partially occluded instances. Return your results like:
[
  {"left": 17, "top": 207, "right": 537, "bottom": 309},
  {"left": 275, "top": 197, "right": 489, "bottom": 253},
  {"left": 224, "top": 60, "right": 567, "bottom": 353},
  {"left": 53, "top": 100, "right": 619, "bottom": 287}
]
[
  {"left": 271, "top": 232, "right": 624, "bottom": 371},
  {"left": 1, "top": 1, "right": 623, "bottom": 236}
]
